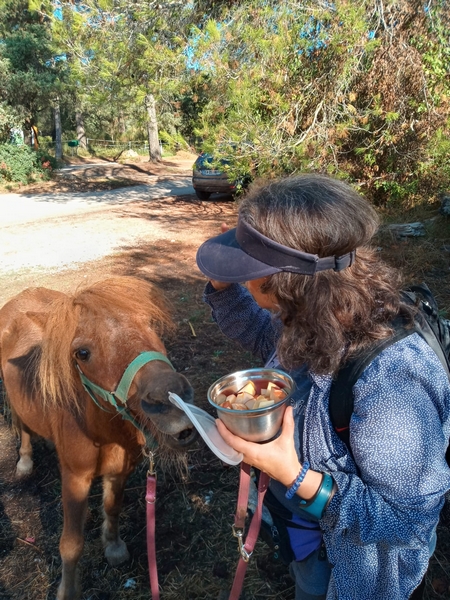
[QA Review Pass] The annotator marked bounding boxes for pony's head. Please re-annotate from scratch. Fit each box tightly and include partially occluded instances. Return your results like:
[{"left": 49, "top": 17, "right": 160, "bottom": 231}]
[{"left": 38, "top": 277, "right": 198, "bottom": 450}]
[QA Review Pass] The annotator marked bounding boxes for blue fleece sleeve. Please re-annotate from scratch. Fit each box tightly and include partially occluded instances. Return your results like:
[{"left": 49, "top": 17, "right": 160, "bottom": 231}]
[{"left": 203, "top": 282, "right": 281, "bottom": 364}]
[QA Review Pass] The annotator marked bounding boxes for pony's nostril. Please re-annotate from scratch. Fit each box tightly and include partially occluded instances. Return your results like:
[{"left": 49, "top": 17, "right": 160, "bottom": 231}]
[
  {"left": 178, "top": 427, "right": 195, "bottom": 441},
  {"left": 141, "top": 401, "right": 170, "bottom": 415}
]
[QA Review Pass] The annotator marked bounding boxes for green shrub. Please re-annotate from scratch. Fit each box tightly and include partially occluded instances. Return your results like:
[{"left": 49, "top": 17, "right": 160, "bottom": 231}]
[
  {"left": 36, "top": 149, "right": 57, "bottom": 174},
  {"left": 158, "top": 130, "right": 189, "bottom": 154},
  {"left": 0, "top": 144, "right": 56, "bottom": 184}
]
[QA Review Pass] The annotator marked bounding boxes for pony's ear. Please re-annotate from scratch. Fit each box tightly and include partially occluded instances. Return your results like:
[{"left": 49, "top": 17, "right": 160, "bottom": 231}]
[{"left": 25, "top": 311, "right": 48, "bottom": 329}]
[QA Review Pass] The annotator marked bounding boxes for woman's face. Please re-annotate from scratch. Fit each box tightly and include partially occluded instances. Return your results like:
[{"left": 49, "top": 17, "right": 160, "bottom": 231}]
[{"left": 245, "top": 277, "right": 279, "bottom": 311}]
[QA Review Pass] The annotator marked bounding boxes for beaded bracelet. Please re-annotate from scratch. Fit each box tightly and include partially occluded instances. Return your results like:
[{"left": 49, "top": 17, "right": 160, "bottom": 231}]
[{"left": 285, "top": 461, "right": 310, "bottom": 500}]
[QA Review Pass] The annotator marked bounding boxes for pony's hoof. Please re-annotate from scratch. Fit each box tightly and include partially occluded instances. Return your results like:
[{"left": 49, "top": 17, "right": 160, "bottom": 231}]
[
  {"left": 56, "top": 578, "right": 81, "bottom": 600},
  {"left": 105, "top": 539, "right": 130, "bottom": 566},
  {"left": 15, "top": 457, "right": 33, "bottom": 477}
]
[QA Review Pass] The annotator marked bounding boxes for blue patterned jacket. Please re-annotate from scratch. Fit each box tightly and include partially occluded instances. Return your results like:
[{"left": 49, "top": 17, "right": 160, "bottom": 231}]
[{"left": 203, "top": 283, "right": 450, "bottom": 600}]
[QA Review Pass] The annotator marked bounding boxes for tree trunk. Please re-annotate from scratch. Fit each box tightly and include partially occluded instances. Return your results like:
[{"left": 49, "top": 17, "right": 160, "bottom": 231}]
[
  {"left": 145, "top": 93, "right": 161, "bottom": 162},
  {"left": 119, "top": 110, "right": 126, "bottom": 136},
  {"left": 54, "top": 100, "right": 62, "bottom": 161},
  {"left": 76, "top": 109, "right": 87, "bottom": 149}
]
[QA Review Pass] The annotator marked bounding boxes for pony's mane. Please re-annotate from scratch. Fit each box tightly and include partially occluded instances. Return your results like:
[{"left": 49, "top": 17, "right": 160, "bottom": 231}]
[{"left": 38, "top": 277, "right": 174, "bottom": 410}]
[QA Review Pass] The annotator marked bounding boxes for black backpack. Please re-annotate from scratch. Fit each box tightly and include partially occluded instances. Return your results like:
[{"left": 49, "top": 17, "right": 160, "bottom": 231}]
[{"left": 329, "top": 282, "right": 450, "bottom": 524}]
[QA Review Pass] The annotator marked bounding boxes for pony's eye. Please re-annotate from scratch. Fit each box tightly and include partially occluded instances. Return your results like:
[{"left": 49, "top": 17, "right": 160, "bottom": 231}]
[{"left": 75, "top": 348, "right": 91, "bottom": 361}]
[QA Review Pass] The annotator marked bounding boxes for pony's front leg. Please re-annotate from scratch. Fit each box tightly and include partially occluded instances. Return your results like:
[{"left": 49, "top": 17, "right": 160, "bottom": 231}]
[
  {"left": 16, "top": 427, "right": 33, "bottom": 477},
  {"left": 102, "top": 472, "right": 130, "bottom": 566},
  {"left": 57, "top": 471, "right": 92, "bottom": 600}
]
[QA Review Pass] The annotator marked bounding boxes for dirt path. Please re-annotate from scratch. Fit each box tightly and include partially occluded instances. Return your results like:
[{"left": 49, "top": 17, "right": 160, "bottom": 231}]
[
  {"left": 18, "top": 151, "right": 198, "bottom": 194},
  {"left": 0, "top": 151, "right": 235, "bottom": 305},
  {"left": 1, "top": 184, "right": 194, "bottom": 303},
  {"left": 0, "top": 194, "right": 238, "bottom": 304}
]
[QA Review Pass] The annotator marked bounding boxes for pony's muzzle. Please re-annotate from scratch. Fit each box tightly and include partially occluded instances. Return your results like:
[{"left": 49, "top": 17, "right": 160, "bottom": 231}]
[{"left": 141, "top": 399, "right": 199, "bottom": 447}]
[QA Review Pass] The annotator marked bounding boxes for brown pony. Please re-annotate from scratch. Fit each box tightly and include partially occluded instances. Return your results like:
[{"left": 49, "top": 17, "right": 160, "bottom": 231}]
[{"left": 0, "top": 277, "right": 198, "bottom": 600}]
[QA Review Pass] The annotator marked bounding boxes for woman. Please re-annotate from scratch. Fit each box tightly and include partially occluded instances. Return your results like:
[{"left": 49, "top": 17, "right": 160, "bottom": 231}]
[{"left": 195, "top": 174, "right": 450, "bottom": 600}]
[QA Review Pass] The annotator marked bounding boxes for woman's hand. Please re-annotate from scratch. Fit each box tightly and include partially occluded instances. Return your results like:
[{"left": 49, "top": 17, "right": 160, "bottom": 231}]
[
  {"left": 216, "top": 406, "right": 301, "bottom": 486},
  {"left": 210, "top": 280, "right": 231, "bottom": 291},
  {"left": 209, "top": 222, "right": 232, "bottom": 291},
  {"left": 217, "top": 406, "right": 324, "bottom": 500}
]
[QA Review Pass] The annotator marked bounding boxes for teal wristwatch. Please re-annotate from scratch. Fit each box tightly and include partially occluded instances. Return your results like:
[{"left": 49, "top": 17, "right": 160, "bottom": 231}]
[{"left": 298, "top": 472, "right": 335, "bottom": 520}]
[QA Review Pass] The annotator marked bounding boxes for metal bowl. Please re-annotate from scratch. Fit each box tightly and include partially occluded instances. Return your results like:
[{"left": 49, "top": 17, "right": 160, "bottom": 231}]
[{"left": 207, "top": 368, "right": 295, "bottom": 442}]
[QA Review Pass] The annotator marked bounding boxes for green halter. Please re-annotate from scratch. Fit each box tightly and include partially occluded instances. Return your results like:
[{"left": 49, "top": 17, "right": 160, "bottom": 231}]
[{"left": 77, "top": 351, "right": 174, "bottom": 447}]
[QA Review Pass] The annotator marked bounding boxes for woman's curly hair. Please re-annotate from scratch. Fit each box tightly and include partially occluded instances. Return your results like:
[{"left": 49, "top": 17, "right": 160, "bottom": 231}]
[{"left": 239, "top": 174, "right": 415, "bottom": 375}]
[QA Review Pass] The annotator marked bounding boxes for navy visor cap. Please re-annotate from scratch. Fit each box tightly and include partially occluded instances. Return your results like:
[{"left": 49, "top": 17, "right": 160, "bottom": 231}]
[{"left": 196, "top": 219, "right": 356, "bottom": 283}]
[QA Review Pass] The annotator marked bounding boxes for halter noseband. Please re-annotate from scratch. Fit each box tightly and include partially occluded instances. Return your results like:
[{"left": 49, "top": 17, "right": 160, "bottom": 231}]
[{"left": 76, "top": 351, "right": 174, "bottom": 446}]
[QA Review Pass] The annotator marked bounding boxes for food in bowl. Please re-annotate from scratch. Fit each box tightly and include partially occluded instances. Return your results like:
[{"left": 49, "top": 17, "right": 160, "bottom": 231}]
[
  {"left": 207, "top": 368, "right": 295, "bottom": 442},
  {"left": 213, "top": 380, "right": 287, "bottom": 410}
]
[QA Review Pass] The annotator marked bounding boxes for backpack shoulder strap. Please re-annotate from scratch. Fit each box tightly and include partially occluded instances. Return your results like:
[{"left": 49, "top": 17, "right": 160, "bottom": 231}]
[
  {"left": 402, "top": 287, "right": 450, "bottom": 378},
  {"left": 329, "top": 284, "right": 450, "bottom": 455},
  {"left": 329, "top": 319, "right": 414, "bottom": 451}
]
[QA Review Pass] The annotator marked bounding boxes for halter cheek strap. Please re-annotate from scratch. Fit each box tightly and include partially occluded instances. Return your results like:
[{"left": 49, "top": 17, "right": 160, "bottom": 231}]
[{"left": 76, "top": 351, "right": 174, "bottom": 442}]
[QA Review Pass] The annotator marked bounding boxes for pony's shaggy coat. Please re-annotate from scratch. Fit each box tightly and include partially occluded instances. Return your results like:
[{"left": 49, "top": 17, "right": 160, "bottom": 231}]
[{"left": 0, "top": 277, "right": 196, "bottom": 600}]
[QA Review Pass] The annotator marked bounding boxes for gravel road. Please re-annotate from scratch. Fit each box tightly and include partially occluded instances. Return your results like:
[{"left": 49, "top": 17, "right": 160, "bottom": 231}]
[
  {"left": 0, "top": 175, "right": 199, "bottom": 304},
  {"left": 1, "top": 177, "right": 193, "bottom": 258}
]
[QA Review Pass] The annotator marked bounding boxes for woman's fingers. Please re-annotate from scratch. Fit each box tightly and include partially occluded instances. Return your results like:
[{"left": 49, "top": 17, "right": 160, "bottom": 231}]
[
  {"left": 216, "top": 406, "right": 295, "bottom": 452},
  {"left": 216, "top": 418, "right": 256, "bottom": 454},
  {"left": 215, "top": 406, "right": 300, "bottom": 484},
  {"left": 281, "top": 404, "right": 295, "bottom": 433}
]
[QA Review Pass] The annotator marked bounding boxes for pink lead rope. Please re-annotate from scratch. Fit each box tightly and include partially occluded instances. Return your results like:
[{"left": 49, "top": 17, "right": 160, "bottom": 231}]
[
  {"left": 229, "top": 462, "right": 270, "bottom": 600},
  {"left": 145, "top": 453, "right": 160, "bottom": 600},
  {"left": 145, "top": 454, "right": 269, "bottom": 600}
]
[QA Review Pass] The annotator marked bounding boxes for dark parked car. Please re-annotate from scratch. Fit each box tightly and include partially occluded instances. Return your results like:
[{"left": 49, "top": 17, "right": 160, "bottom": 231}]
[{"left": 192, "top": 152, "right": 250, "bottom": 200}]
